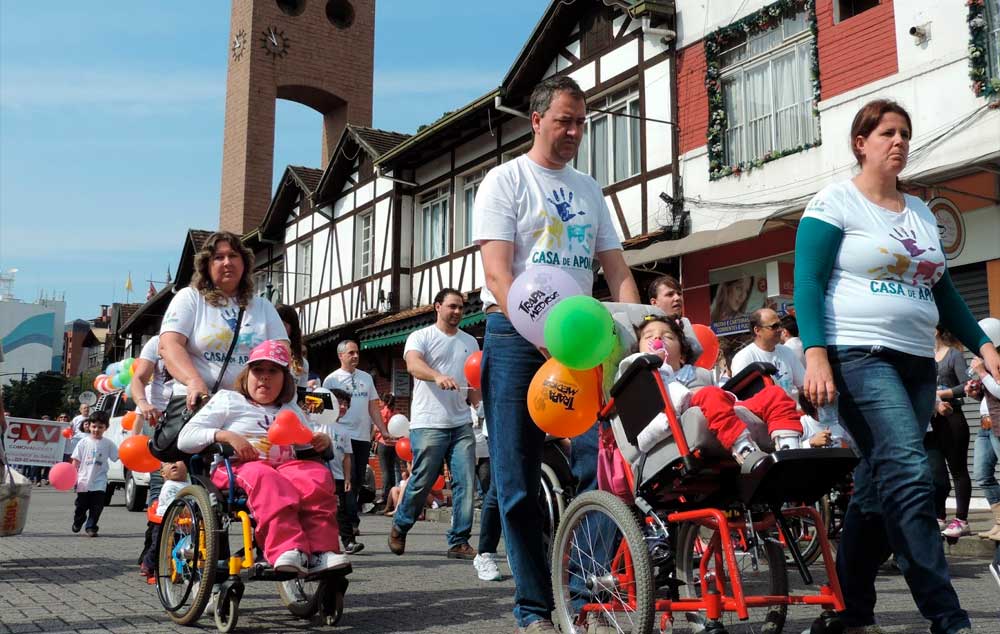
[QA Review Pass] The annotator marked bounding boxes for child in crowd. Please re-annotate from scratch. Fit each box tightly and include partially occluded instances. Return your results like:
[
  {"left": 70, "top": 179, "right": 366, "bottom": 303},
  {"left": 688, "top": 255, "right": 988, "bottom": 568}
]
[
  {"left": 797, "top": 394, "right": 855, "bottom": 450},
  {"left": 177, "top": 340, "right": 349, "bottom": 575},
  {"left": 317, "top": 384, "right": 363, "bottom": 555},
  {"left": 623, "top": 316, "right": 803, "bottom": 473},
  {"left": 140, "top": 461, "right": 191, "bottom": 582},
  {"left": 384, "top": 463, "right": 411, "bottom": 516},
  {"left": 70, "top": 411, "right": 118, "bottom": 537}
]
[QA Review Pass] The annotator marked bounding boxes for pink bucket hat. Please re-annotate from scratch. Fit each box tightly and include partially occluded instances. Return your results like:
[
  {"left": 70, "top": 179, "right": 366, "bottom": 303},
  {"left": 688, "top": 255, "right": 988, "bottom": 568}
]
[{"left": 248, "top": 340, "right": 290, "bottom": 367}]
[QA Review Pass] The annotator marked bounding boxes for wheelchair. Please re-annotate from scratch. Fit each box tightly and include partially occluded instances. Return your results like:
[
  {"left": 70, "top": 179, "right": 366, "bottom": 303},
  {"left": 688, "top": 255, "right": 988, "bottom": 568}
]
[
  {"left": 154, "top": 444, "right": 350, "bottom": 632},
  {"left": 549, "top": 356, "right": 859, "bottom": 634}
]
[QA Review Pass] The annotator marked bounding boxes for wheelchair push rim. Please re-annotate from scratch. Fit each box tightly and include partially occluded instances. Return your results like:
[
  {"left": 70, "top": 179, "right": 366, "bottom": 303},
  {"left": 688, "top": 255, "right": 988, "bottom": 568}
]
[{"left": 155, "top": 485, "right": 220, "bottom": 626}]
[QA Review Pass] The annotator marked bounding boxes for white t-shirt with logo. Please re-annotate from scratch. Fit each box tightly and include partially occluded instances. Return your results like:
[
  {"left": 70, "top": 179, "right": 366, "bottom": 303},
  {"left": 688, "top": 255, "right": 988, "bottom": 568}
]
[
  {"left": 71, "top": 436, "right": 118, "bottom": 492},
  {"left": 473, "top": 155, "right": 622, "bottom": 309},
  {"left": 138, "top": 335, "right": 173, "bottom": 411},
  {"left": 322, "top": 369, "right": 378, "bottom": 442},
  {"left": 404, "top": 325, "right": 480, "bottom": 430},
  {"left": 155, "top": 479, "right": 190, "bottom": 517},
  {"left": 803, "top": 181, "right": 946, "bottom": 357},
  {"left": 731, "top": 343, "right": 805, "bottom": 399},
  {"left": 160, "top": 287, "right": 288, "bottom": 395}
]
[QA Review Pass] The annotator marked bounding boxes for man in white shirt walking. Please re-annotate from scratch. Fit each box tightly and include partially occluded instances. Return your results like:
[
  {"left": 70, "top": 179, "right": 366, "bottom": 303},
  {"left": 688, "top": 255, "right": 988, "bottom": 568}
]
[
  {"left": 732, "top": 308, "right": 805, "bottom": 398},
  {"left": 388, "top": 289, "right": 480, "bottom": 560},
  {"left": 322, "top": 340, "right": 391, "bottom": 544}
]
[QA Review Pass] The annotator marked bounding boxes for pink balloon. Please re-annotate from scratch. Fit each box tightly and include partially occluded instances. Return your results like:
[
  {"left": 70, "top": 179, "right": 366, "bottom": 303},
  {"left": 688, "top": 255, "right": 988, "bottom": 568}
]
[
  {"left": 507, "top": 266, "right": 583, "bottom": 347},
  {"left": 49, "top": 462, "right": 77, "bottom": 491}
]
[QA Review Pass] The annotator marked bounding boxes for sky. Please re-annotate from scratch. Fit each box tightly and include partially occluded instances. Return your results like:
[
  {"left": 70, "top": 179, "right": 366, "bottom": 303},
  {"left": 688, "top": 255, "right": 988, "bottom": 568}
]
[{"left": 0, "top": 1, "right": 545, "bottom": 322}]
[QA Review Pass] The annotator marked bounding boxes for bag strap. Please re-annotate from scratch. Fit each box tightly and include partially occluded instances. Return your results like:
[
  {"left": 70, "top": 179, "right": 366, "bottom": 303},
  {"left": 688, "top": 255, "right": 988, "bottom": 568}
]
[{"left": 211, "top": 306, "right": 245, "bottom": 394}]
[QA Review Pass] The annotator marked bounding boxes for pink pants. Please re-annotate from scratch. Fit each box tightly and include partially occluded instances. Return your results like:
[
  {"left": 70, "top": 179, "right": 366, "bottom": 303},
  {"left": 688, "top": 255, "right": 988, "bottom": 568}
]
[
  {"left": 211, "top": 459, "right": 340, "bottom": 563},
  {"left": 690, "top": 385, "right": 803, "bottom": 450}
]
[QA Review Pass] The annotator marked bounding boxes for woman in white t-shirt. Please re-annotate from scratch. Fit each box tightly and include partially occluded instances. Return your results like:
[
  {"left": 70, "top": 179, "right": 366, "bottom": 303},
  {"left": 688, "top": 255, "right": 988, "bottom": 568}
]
[
  {"left": 159, "top": 231, "right": 289, "bottom": 413},
  {"left": 794, "top": 99, "right": 998, "bottom": 634}
]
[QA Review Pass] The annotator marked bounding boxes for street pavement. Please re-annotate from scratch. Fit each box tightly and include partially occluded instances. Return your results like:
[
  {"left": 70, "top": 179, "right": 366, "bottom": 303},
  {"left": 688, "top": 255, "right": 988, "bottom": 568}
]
[{"left": 1, "top": 488, "right": 998, "bottom": 633}]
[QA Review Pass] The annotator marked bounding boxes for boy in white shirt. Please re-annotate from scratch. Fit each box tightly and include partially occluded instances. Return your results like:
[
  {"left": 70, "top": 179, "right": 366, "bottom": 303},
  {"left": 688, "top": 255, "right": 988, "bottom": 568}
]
[
  {"left": 71, "top": 411, "right": 118, "bottom": 537},
  {"left": 318, "top": 385, "right": 361, "bottom": 555}
]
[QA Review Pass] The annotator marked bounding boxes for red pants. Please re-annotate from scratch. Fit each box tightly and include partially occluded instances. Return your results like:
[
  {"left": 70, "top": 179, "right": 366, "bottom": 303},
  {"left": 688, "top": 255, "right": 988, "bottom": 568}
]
[
  {"left": 212, "top": 459, "right": 340, "bottom": 563},
  {"left": 690, "top": 385, "right": 803, "bottom": 450}
]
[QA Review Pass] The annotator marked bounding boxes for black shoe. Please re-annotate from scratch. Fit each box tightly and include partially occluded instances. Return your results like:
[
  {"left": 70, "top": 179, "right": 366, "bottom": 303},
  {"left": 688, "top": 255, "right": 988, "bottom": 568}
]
[
  {"left": 71, "top": 522, "right": 82, "bottom": 533},
  {"left": 739, "top": 450, "right": 773, "bottom": 475},
  {"left": 344, "top": 541, "right": 365, "bottom": 555},
  {"left": 85, "top": 528, "right": 98, "bottom": 537}
]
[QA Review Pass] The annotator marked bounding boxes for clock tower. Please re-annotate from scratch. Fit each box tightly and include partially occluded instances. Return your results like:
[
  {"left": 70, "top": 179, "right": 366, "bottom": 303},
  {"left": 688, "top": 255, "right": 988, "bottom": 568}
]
[{"left": 219, "top": 0, "right": 375, "bottom": 234}]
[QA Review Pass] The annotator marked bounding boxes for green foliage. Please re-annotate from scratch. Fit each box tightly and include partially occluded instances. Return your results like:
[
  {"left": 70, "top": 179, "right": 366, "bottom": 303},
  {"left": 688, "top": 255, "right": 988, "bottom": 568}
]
[
  {"left": 967, "top": 0, "right": 1000, "bottom": 99},
  {"left": 2, "top": 372, "right": 70, "bottom": 419}
]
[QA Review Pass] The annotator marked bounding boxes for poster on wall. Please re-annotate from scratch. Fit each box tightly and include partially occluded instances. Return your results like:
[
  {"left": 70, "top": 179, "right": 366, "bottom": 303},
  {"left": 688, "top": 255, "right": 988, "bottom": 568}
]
[
  {"left": 392, "top": 366, "right": 411, "bottom": 398},
  {"left": 708, "top": 256, "right": 794, "bottom": 336}
]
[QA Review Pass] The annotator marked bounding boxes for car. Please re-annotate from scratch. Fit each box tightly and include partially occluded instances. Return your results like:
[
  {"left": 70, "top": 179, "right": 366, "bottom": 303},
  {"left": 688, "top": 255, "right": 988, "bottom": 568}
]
[{"left": 96, "top": 391, "right": 150, "bottom": 512}]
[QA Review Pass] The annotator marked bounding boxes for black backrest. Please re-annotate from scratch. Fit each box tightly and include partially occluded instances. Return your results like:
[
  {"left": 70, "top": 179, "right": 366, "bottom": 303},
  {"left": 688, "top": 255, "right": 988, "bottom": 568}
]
[
  {"left": 722, "top": 362, "right": 777, "bottom": 400},
  {"left": 610, "top": 354, "right": 668, "bottom": 446}
]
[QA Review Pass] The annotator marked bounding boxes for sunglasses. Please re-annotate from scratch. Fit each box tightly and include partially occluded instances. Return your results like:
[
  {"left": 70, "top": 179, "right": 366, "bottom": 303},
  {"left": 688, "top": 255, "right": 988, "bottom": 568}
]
[{"left": 758, "top": 323, "right": 783, "bottom": 331}]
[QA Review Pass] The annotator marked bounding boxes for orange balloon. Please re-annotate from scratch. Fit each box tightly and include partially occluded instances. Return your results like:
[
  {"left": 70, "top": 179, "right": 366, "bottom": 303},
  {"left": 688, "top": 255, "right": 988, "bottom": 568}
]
[
  {"left": 692, "top": 324, "right": 720, "bottom": 369},
  {"left": 267, "top": 410, "right": 314, "bottom": 445},
  {"left": 395, "top": 437, "right": 413, "bottom": 462},
  {"left": 527, "top": 358, "right": 601, "bottom": 438},
  {"left": 120, "top": 435, "right": 161, "bottom": 473},
  {"left": 61, "top": 427, "right": 73, "bottom": 439},
  {"left": 121, "top": 411, "right": 137, "bottom": 431}
]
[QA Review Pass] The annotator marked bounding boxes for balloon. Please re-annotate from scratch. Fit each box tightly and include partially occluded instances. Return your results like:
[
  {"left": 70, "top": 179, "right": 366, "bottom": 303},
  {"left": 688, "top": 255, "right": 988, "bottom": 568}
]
[
  {"left": 464, "top": 351, "right": 483, "bottom": 390},
  {"left": 93, "top": 375, "right": 107, "bottom": 391},
  {"left": 395, "top": 437, "right": 413, "bottom": 462},
  {"left": 117, "top": 371, "right": 130, "bottom": 387},
  {"left": 432, "top": 475, "right": 446, "bottom": 491},
  {"left": 543, "top": 296, "right": 615, "bottom": 370},
  {"left": 61, "top": 427, "right": 73, "bottom": 439},
  {"left": 147, "top": 500, "right": 161, "bottom": 524},
  {"left": 120, "top": 435, "right": 161, "bottom": 473},
  {"left": 267, "top": 410, "right": 314, "bottom": 445},
  {"left": 387, "top": 414, "right": 410, "bottom": 438},
  {"left": 123, "top": 358, "right": 134, "bottom": 371},
  {"left": 111, "top": 375, "right": 122, "bottom": 389},
  {"left": 121, "top": 411, "right": 137, "bottom": 431},
  {"left": 507, "top": 266, "right": 583, "bottom": 346},
  {"left": 692, "top": 324, "right": 720, "bottom": 370},
  {"left": 527, "top": 358, "right": 602, "bottom": 438},
  {"left": 49, "top": 462, "right": 78, "bottom": 491}
]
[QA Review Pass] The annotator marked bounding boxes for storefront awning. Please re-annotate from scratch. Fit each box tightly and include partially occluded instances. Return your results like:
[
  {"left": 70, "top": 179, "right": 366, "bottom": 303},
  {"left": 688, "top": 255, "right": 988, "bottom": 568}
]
[
  {"left": 358, "top": 291, "right": 485, "bottom": 350},
  {"left": 360, "top": 312, "right": 486, "bottom": 350}
]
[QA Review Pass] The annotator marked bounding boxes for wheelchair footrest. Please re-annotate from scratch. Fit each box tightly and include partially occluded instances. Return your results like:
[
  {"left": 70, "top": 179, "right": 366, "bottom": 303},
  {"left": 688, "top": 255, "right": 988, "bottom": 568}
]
[
  {"left": 739, "top": 447, "right": 859, "bottom": 505},
  {"left": 249, "top": 561, "right": 353, "bottom": 581}
]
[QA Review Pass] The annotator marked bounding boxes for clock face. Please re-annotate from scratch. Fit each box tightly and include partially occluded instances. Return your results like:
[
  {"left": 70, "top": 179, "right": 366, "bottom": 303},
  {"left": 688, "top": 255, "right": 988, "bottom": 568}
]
[
  {"left": 260, "top": 26, "right": 290, "bottom": 59},
  {"left": 232, "top": 29, "right": 247, "bottom": 61},
  {"left": 929, "top": 197, "right": 965, "bottom": 260}
]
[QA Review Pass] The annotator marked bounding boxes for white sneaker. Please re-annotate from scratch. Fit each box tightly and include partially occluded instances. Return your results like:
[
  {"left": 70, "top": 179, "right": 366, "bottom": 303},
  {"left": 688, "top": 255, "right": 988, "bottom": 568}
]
[
  {"left": 311, "top": 551, "right": 350, "bottom": 572},
  {"left": 273, "top": 549, "right": 309, "bottom": 574},
  {"left": 473, "top": 552, "right": 502, "bottom": 581},
  {"left": 989, "top": 561, "right": 1000, "bottom": 592},
  {"left": 770, "top": 431, "right": 801, "bottom": 451},
  {"left": 941, "top": 519, "right": 971, "bottom": 538}
]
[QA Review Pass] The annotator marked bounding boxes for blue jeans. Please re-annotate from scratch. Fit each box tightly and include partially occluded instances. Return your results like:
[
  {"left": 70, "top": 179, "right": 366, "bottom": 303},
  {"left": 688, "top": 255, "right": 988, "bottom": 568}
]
[
  {"left": 478, "top": 478, "right": 503, "bottom": 553},
  {"left": 830, "top": 345, "right": 969, "bottom": 634},
  {"left": 393, "top": 424, "right": 476, "bottom": 548},
  {"left": 974, "top": 428, "right": 1000, "bottom": 506},
  {"left": 483, "top": 312, "right": 551, "bottom": 627}
]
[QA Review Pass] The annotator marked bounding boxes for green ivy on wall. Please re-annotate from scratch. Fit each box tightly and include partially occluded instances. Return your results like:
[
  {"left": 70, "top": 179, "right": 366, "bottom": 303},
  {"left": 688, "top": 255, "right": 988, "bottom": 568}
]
[
  {"left": 705, "top": 0, "right": 822, "bottom": 180},
  {"left": 967, "top": 0, "right": 1000, "bottom": 99}
]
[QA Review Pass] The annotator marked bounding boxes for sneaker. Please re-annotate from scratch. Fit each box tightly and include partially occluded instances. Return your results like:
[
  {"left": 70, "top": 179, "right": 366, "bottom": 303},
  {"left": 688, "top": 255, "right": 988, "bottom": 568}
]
[
  {"left": 941, "top": 519, "right": 971, "bottom": 538},
  {"left": 71, "top": 522, "right": 82, "bottom": 533},
  {"left": 388, "top": 525, "right": 406, "bottom": 555},
  {"left": 447, "top": 543, "right": 477, "bottom": 560},
  {"left": 311, "top": 551, "right": 350, "bottom": 572},
  {"left": 520, "top": 619, "right": 557, "bottom": 633},
  {"left": 473, "top": 553, "right": 502, "bottom": 581},
  {"left": 273, "top": 549, "right": 309, "bottom": 574},
  {"left": 990, "top": 561, "right": 1000, "bottom": 592},
  {"left": 85, "top": 528, "right": 98, "bottom": 538},
  {"left": 344, "top": 541, "right": 365, "bottom": 555}
]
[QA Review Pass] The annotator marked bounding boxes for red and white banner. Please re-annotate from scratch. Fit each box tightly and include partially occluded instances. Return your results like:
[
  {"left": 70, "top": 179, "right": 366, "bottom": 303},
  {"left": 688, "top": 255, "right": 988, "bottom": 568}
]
[{"left": 3, "top": 418, "right": 68, "bottom": 466}]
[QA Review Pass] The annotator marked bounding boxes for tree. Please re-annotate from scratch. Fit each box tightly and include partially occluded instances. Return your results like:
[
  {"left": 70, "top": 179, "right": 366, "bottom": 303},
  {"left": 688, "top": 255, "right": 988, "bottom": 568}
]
[{"left": 2, "top": 372, "right": 69, "bottom": 419}]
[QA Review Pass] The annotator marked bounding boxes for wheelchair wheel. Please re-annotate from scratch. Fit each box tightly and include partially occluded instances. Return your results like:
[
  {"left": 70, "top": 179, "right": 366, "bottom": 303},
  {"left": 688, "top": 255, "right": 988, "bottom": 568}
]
[
  {"left": 676, "top": 520, "right": 787, "bottom": 634},
  {"left": 277, "top": 578, "right": 322, "bottom": 618},
  {"left": 551, "top": 491, "right": 655, "bottom": 634},
  {"left": 780, "top": 499, "right": 829, "bottom": 567},
  {"left": 155, "top": 485, "right": 219, "bottom": 626},
  {"left": 538, "top": 463, "right": 566, "bottom": 559},
  {"left": 213, "top": 592, "right": 239, "bottom": 633}
]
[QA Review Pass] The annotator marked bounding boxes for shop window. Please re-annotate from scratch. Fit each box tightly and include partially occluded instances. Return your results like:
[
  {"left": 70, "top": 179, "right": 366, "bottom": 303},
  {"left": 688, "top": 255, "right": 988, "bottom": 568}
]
[
  {"left": 456, "top": 166, "right": 488, "bottom": 249},
  {"left": 356, "top": 210, "right": 374, "bottom": 277},
  {"left": 418, "top": 186, "right": 449, "bottom": 263},
  {"left": 295, "top": 240, "right": 312, "bottom": 302}
]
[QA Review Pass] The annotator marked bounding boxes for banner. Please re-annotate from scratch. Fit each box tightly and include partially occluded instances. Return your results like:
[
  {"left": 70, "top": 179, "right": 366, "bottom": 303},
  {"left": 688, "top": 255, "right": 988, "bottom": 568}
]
[
  {"left": 709, "top": 257, "right": 794, "bottom": 337},
  {"left": 3, "top": 418, "right": 68, "bottom": 467}
]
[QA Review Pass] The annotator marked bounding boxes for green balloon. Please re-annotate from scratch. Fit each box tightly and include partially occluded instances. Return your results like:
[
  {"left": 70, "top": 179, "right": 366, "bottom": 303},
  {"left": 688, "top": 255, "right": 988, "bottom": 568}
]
[
  {"left": 543, "top": 296, "right": 615, "bottom": 370},
  {"left": 123, "top": 358, "right": 134, "bottom": 371},
  {"left": 117, "top": 371, "right": 130, "bottom": 386}
]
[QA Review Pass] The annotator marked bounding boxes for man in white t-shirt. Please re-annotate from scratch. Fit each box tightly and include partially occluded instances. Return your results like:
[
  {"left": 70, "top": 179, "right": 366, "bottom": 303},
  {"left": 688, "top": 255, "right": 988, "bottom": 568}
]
[
  {"left": 388, "top": 289, "right": 480, "bottom": 559},
  {"left": 322, "top": 340, "right": 390, "bottom": 536},
  {"left": 779, "top": 314, "right": 806, "bottom": 369},
  {"left": 473, "top": 76, "right": 640, "bottom": 632},
  {"left": 732, "top": 308, "right": 805, "bottom": 398},
  {"left": 65, "top": 403, "right": 91, "bottom": 461}
]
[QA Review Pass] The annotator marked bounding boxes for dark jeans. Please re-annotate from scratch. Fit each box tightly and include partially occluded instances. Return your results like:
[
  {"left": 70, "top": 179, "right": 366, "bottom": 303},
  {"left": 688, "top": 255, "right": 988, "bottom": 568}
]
[
  {"left": 830, "top": 345, "right": 970, "bottom": 634},
  {"left": 924, "top": 432, "right": 951, "bottom": 519},
  {"left": 476, "top": 457, "right": 491, "bottom": 498},
  {"left": 74, "top": 490, "right": 106, "bottom": 531},
  {"left": 478, "top": 468, "right": 502, "bottom": 553},
  {"left": 568, "top": 422, "right": 614, "bottom": 612},
  {"left": 335, "top": 479, "right": 354, "bottom": 548},
  {"left": 376, "top": 442, "right": 398, "bottom": 500},
  {"left": 142, "top": 523, "right": 163, "bottom": 570},
  {"left": 482, "top": 312, "right": 550, "bottom": 627},
  {"left": 930, "top": 409, "right": 971, "bottom": 520},
  {"left": 347, "top": 439, "right": 370, "bottom": 530}
]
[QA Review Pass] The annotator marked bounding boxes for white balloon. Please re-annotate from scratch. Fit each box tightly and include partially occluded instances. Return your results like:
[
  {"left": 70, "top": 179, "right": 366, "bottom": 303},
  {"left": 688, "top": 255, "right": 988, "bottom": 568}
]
[{"left": 387, "top": 414, "right": 410, "bottom": 438}]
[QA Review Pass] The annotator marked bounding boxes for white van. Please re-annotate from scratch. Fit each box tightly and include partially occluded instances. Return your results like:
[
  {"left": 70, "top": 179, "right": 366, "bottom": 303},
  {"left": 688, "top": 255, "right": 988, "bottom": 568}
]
[{"left": 96, "top": 391, "right": 150, "bottom": 512}]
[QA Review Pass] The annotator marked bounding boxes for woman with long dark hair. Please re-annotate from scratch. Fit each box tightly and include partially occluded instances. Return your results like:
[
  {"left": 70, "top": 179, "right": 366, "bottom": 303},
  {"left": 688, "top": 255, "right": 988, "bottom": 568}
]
[
  {"left": 932, "top": 326, "right": 972, "bottom": 538},
  {"left": 275, "top": 304, "right": 309, "bottom": 388}
]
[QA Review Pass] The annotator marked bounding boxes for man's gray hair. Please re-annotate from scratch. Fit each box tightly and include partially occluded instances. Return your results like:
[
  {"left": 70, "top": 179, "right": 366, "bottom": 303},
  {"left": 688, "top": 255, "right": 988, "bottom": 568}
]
[
  {"left": 529, "top": 76, "right": 586, "bottom": 119},
  {"left": 337, "top": 339, "right": 358, "bottom": 354}
]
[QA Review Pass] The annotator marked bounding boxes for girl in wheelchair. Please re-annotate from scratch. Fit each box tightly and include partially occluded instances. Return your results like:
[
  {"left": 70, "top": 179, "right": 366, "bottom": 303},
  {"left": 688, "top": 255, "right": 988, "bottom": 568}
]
[
  {"left": 178, "top": 340, "right": 348, "bottom": 576},
  {"left": 624, "top": 316, "right": 804, "bottom": 473}
]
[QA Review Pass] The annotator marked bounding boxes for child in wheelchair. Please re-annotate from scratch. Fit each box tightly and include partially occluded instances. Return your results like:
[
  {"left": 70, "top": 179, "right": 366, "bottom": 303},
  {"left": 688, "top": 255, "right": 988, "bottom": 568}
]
[
  {"left": 623, "top": 315, "right": 804, "bottom": 473},
  {"left": 178, "top": 340, "right": 349, "bottom": 576}
]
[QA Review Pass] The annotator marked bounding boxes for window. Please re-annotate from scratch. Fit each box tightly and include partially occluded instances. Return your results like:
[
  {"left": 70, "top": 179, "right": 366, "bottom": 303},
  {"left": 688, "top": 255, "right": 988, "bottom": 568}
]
[
  {"left": 719, "top": 11, "right": 818, "bottom": 168},
  {"left": 419, "top": 187, "right": 449, "bottom": 263},
  {"left": 457, "top": 167, "right": 488, "bottom": 249},
  {"left": 271, "top": 259, "right": 285, "bottom": 303},
  {"left": 572, "top": 87, "right": 641, "bottom": 187},
  {"left": 357, "top": 211, "right": 374, "bottom": 277},
  {"left": 835, "top": 0, "right": 879, "bottom": 23},
  {"left": 987, "top": 0, "right": 1000, "bottom": 83},
  {"left": 295, "top": 241, "right": 312, "bottom": 302}
]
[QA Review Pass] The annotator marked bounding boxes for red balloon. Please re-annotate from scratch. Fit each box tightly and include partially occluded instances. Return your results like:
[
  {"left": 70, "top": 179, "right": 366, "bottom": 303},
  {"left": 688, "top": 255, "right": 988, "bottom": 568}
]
[
  {"left": 93, "top": 375, "right": 107, "bottom": 391},
  {"left": 49, "top": 462, "right": 77, "bottom": 491},
  {"left": 268, "top": 410, "right": 314, "bottom": 445},
  {"left": 395, "top": 437, "right": 413, "bottom": 462},
  {"left": 121, "top": 411, "right": 137, "bottom": 431},
  {"left": 432, "top": 475, "right": 446, "bottom": 491},
  {"left": 692, "top": 324, "right": 720, "bottom": 370},
  {"left": 120, "top": 435, "right": 161, "bottom": 473},
  {"left": 61, "top": 427, "right": 73, "bottom": 439},
  {"left": 464, "top": 351, "right": 483, "bottom": 390}
]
